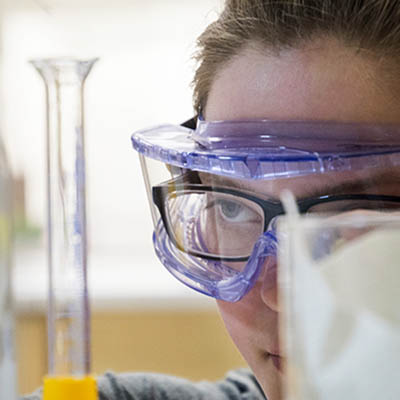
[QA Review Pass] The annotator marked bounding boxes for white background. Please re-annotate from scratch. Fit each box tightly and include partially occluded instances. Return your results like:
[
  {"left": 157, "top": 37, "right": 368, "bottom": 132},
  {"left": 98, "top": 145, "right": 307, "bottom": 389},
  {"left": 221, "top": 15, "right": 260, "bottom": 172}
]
[{"left": 0, "top": 0, "right": 223, "bottom": 307}]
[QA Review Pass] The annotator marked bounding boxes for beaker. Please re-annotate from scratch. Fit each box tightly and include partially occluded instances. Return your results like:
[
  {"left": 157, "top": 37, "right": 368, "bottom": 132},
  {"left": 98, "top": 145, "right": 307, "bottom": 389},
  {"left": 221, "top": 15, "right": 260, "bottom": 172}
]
[
  {"left": 30, "top": 58, "right": 97, "bottom": 385},
  {"left": 278, "top": 210, "right": 400, "bottom": 400},
  {"left": 0, "top": 139, "right": 16, "bottom": 399}
]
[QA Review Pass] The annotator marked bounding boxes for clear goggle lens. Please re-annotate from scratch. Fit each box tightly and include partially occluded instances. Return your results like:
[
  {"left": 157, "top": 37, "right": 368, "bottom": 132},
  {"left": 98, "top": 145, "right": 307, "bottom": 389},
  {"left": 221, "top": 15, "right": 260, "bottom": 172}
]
[{"left": 141, "top": 156, "right": 400, "bottom": 300}]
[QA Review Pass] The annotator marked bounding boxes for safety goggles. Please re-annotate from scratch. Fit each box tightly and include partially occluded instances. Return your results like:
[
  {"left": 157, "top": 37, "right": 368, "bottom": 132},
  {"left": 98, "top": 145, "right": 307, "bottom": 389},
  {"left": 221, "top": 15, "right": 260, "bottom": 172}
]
[{"left": 131, "top": 116, "right": 400, "bottom": 302}]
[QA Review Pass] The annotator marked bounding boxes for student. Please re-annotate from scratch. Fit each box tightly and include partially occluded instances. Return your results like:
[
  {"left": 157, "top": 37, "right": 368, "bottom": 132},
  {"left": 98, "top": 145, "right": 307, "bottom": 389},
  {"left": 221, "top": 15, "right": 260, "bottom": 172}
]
[{"left": 25, "top": 1, "right": 400, "bottom": 399}]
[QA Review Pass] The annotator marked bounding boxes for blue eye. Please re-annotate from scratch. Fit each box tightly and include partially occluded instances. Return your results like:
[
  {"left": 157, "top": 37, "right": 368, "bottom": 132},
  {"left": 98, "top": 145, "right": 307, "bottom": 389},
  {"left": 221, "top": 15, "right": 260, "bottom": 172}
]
[
  {"left": 219, "top": 199, "right": 243, "bottom": 219},
  {"left": 216, "top": 199, "right": 257, "bottom": 223}
]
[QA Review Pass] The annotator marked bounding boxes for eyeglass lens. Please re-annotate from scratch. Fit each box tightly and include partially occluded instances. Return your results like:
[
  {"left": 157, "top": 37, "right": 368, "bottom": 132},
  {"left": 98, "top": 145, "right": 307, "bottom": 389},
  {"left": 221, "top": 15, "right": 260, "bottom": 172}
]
[
  {"left": 165, "top": 191, "right": 265, "bottom": 260},
  {"left": 163, "top": 189, "right": 400, "bottom": 260}
]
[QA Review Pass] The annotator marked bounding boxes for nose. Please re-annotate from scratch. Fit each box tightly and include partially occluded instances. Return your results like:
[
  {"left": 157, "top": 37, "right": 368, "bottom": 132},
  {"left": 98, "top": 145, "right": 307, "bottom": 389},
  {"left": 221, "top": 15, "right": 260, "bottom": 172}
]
[
  {"left": 249, "top": 221, "right": 281, "bottom": 311},
  {"left": 260, "top": 254, "right": 280, "bottom": 312}
]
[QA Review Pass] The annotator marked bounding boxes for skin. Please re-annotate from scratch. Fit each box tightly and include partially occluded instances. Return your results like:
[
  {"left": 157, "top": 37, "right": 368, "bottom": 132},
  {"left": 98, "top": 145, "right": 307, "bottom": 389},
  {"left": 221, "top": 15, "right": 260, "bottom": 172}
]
[{"left": 203, "top": 39, "right": 400, "bottom": 400}]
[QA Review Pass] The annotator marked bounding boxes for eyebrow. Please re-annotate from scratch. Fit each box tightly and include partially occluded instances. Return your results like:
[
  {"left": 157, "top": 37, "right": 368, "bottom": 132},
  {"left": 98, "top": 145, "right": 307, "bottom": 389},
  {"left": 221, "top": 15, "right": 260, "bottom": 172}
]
[
  {"left": 200, "top": 173, "right": 258, "bottom": 193},
  {"left": 200, "top": 170, "right": 400, "bottom": 201},
  {"left": 302, "top": 179, "right": 380, "bottom": 199},
  {"left": 301, "top": 171, "right": 400, "bottom": 199}
]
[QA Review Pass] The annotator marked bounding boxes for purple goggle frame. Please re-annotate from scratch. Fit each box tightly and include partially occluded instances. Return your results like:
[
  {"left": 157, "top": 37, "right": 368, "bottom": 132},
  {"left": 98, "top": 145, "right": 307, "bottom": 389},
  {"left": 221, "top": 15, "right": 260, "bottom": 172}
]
[{"left": 131, "top": 117, "right": 400, "bottom": 301}]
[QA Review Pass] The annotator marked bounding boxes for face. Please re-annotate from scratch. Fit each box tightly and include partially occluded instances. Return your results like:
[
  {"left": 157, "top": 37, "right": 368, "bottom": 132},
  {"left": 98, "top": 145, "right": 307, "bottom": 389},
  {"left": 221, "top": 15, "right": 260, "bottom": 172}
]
[{"left": 204, "top": 39, "right": 400, "bottom": 400}]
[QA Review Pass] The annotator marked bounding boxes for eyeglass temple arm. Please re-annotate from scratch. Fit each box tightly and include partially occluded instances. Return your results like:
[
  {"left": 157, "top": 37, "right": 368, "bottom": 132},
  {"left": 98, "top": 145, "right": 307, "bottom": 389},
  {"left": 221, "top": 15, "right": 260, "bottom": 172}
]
[{"left": 181, "top": 115, "right": 198, "bottom": 129}]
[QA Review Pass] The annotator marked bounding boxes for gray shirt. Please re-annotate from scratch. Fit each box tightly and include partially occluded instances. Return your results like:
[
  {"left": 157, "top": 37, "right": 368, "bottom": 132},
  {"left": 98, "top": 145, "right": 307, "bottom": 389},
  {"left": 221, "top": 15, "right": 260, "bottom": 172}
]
[{"left": 22, "top": 369, "right": 266, "bottom": 400}]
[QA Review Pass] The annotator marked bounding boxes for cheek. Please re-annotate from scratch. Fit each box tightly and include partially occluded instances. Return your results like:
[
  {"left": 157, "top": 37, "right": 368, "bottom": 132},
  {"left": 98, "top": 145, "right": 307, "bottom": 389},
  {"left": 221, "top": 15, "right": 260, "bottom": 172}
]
[
  {"left": 215, "top": 283, "right": 268, "bottom": 347},
  {"left": 216, "top": 298, "right": 256, "bottom": 360},
  {"left": 216, "top": 299, "right": 248, "bottom": 338}
]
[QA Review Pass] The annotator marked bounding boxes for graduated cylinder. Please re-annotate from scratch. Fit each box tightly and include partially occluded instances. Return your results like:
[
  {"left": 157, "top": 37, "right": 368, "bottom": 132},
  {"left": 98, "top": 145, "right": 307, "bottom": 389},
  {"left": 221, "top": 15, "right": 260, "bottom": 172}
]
[{"left": 31, "top": 58, "right": 97, "bottom": 378}]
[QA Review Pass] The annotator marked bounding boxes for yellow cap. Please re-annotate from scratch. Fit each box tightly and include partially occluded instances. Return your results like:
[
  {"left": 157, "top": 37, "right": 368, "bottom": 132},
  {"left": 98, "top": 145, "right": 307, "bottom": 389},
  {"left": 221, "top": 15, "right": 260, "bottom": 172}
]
[{"left": 43, "top": 376, "right": 98, "bottom": 400}]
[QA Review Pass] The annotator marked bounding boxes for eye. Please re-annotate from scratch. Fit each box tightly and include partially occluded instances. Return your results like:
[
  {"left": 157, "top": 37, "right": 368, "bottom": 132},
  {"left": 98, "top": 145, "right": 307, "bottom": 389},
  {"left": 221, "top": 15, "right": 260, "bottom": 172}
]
[{"left": 216, "top": 199, "right": 255, "bottom": 223}]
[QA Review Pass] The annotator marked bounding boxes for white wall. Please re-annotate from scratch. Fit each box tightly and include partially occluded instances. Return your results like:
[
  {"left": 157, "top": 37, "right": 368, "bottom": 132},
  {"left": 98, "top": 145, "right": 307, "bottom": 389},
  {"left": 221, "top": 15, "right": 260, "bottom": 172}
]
[{"left": 1, "top": 0, "right": 222, "bottom": 259}]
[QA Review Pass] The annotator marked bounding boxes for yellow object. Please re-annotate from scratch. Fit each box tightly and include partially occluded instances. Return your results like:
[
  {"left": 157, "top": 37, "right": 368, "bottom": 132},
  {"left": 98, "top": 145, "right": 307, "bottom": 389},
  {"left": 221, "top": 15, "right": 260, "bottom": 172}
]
[{"left": 43, "top": 376, "right": 97, "bottom": 400}]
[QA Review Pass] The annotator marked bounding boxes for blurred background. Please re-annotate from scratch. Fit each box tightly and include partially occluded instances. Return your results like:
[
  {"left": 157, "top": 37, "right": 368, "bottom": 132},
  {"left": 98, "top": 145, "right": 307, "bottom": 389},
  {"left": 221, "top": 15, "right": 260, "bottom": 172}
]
[{"left": 0, "top": 0, "right": 247, "bottom": 395}]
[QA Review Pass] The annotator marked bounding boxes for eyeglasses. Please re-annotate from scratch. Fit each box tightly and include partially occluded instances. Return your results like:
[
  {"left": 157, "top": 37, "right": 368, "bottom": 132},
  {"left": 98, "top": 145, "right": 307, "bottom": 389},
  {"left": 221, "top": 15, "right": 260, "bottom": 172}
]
[{"left": 153, "top": 182, "right": 400, "bottom": 262}]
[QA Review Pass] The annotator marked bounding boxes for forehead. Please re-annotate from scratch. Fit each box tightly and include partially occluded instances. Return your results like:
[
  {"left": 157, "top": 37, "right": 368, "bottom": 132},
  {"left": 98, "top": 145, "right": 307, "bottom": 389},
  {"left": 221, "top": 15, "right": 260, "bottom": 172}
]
[{"left": 204, "top": 40, "right": 400, "bottom": 124}]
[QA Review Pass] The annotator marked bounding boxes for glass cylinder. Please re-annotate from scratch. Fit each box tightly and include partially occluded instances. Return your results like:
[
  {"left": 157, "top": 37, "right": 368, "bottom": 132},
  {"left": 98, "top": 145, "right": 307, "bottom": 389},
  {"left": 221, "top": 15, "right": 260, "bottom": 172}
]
[
  {"left": 30, "top": 58, "right": 97, "bottom": 377},
  {"left": 0, "top": 139, "right": 16, "bottom": 399}
]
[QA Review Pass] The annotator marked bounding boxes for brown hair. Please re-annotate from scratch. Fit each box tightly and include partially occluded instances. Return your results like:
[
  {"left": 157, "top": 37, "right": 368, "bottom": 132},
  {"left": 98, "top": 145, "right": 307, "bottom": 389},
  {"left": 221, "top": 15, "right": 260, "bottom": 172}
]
[{"left": 193, "top": 0, "right": 400, "bottom": 112}]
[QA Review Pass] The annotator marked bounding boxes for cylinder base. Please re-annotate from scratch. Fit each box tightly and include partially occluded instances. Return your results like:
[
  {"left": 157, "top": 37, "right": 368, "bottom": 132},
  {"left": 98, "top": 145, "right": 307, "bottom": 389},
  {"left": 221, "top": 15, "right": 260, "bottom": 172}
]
[{"left": 43, "top": 376, "right": 97, "bottom": 400}]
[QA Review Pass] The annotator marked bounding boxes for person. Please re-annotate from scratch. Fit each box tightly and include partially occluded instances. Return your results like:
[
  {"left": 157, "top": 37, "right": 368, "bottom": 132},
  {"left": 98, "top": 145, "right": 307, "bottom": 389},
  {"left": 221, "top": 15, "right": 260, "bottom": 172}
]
[{"left": 24, "top": 1, "right": 400, "bottom": 399}]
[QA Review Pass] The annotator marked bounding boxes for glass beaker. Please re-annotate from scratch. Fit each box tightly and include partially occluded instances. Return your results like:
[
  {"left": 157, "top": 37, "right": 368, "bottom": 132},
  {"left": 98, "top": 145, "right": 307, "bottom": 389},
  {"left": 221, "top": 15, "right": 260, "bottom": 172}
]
[
  {"left": 30, "top": 58, "right": 97, "bottom": 386},
  {"left": 278, "top": 210, "right": 400, "bottom": 400},
  {"left": 0, "top": 139, "right": 16, "bottom": 400}
]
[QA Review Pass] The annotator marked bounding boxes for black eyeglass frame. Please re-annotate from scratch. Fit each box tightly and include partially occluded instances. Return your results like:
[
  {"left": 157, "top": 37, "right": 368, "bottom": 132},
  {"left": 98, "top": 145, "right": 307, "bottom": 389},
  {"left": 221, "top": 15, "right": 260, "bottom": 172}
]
[{"left": 153, "top": 183, "right": 400, "bottom": 262}]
